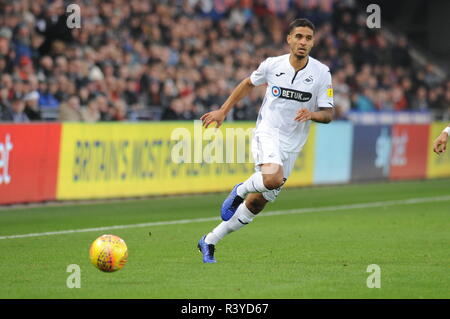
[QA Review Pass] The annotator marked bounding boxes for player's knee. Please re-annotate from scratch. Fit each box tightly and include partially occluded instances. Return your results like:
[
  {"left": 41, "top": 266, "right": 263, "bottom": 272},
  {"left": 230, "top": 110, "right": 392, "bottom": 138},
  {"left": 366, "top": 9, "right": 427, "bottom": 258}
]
[
  {"left": 245, "top": 197, "right": 267, "bottom": 214},
  {"left": 262, "top": 175, "right": 284, "bottom": 190}
]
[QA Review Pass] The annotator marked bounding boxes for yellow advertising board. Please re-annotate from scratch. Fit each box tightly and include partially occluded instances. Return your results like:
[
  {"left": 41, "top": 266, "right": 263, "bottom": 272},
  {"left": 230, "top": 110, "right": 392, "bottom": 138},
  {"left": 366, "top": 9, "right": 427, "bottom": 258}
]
[
  {"left": 426, "top": 123, "right": 450, "bottom": 178},
  {"left": 56, "top": 122, "right": 315, "bottom": 200}
]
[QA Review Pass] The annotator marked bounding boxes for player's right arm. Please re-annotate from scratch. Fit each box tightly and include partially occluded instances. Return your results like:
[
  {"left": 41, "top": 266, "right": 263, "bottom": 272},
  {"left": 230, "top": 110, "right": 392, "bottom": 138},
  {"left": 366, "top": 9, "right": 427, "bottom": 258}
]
[
  {"left": 200, "top": 77, "right": 254, "bottom": 128},
  {"left": 433, "top": 125, "right": 450, "bottom": 155}
]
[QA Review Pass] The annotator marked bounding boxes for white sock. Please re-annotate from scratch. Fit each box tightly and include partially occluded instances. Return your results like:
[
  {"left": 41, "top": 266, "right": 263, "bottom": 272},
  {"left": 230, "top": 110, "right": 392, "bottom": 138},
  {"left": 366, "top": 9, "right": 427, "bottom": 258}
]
[
  {"left": 204, "top": 202, "right": 256, "bottom": 245},
  {"left": 236, "top": 172, "right": 269, "bottom": 198}
]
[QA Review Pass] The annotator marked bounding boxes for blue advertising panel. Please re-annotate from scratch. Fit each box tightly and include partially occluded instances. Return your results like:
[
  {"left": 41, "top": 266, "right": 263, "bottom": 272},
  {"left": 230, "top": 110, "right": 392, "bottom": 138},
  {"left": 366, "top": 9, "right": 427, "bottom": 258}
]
[
  {"left": 313, "top": 121, "right": 353, "bottom": 184},
  {"left": 351, "top": 125, "right": 392, "bottom": 182}
]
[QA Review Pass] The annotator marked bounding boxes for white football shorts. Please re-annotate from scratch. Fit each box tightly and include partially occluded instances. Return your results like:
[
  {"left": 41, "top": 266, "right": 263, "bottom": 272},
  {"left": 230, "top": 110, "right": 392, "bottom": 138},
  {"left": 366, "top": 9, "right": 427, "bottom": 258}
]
[{"left": 251, "top": 131, "right": 300, "bottom": 202}]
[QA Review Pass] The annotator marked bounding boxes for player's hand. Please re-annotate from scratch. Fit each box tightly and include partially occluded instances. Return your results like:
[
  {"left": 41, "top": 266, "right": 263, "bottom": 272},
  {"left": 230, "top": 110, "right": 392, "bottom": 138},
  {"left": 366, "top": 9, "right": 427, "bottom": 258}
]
[
  {"left": 433, "top": 132, "right": 448, "bottom": 155},
  {"left": 200, "top": 109, "right": 226, "bottom": 128},
  {"left": 294, "top": 108, "right": 313, "bottom": 122}
]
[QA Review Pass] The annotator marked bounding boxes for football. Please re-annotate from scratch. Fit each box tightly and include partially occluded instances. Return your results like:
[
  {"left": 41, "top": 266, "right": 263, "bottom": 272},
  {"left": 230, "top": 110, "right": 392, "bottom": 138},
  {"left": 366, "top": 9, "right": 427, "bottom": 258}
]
[{"left": 89, "top": 234, "right": 128, "bottom": 272}]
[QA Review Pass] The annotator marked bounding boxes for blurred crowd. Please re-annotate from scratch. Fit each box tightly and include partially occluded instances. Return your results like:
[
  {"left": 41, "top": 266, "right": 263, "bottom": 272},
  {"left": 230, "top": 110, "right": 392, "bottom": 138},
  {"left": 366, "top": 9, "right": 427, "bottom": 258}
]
[{"left": 0, "top": 0, "right": 448, "bottom": 123}]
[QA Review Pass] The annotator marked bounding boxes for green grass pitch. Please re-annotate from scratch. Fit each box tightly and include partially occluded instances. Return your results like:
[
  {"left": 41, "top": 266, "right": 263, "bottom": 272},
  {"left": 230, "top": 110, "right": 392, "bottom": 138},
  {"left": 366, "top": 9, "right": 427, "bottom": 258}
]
[{"left": 0, "top": 179, "right": 449, "bottom": 299}]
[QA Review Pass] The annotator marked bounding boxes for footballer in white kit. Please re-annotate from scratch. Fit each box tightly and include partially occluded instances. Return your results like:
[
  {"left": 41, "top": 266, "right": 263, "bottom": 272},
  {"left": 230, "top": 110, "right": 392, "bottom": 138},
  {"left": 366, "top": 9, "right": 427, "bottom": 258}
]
[{"left": 198, "top": 18, "right": 334, "bottom": 263}]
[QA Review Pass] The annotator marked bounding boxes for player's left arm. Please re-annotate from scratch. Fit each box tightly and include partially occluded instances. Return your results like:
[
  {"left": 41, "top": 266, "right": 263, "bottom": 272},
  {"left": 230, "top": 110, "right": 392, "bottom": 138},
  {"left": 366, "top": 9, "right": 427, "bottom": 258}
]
[
  {"left": 294, "top": 107, "right": 334, "bottom": 123},
  {"left": 295, "top": 67, "right": 334, "bottom": 124}
]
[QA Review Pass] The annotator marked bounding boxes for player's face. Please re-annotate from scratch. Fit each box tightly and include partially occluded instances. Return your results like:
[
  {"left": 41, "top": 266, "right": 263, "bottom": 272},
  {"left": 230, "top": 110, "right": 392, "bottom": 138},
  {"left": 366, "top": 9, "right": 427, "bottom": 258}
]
[{"left": 287, "top": 26, "right": 314, "bottom": 59}]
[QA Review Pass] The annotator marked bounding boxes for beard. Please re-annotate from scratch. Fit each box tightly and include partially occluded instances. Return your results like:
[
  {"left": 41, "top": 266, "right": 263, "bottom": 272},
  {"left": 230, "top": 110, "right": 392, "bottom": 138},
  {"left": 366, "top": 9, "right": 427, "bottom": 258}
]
[
  {"left": 294, "top": 53, "right": 306, "bottom": 59},
  {"left": 292, "top": 46, "right": 309, "bottom": 60},
  {"left": 294, "top": 52, "right": 307, "bottom": 60}
]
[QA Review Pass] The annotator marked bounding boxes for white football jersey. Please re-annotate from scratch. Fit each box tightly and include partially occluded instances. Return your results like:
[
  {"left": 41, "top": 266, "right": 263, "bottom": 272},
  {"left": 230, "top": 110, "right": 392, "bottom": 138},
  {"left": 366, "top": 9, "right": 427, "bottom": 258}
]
[{"left": 250, "top": 54, "right": 334, "bottom": 153}]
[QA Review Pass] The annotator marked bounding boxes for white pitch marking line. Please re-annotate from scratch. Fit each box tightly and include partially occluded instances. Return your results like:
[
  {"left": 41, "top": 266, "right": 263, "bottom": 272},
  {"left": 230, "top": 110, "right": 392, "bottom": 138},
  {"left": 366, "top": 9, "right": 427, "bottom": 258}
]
[{"left": 1, "top": 195, "right": 449, "bottom": 240}]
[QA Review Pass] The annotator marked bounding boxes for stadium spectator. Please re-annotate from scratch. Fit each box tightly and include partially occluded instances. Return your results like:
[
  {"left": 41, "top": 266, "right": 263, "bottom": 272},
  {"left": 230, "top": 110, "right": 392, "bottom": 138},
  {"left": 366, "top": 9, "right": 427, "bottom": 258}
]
[
  {"left": 80, "top": 98, "right": 100, "bottom": 123},
  {"left": 38, "top": 79, "right": 59, "bottom": 108},
  {"left": 0, "top": 85, "right": 11, "bottom": 120},
  {"left": 23, "top": 90, "right": 41, "bottom": 120},
  {"left": 110, "top": 99, "right": 128, "bottom": 121},
  {"left": 410, "top": 86, "right": 429, "bottom": 111},
  {"left": 354, "top": 88, "right": 375, "bottom": 111},
  {"left": 161, "top": 98, "right": 195, "bottom": 121},
  {"left": 95, "top": 94, "right": 114, "bottom": 121},
  {"left": 374, "top": 89, "right": 393, "bottom": 111},
  {"left": 2, "top": 96, "right": 30, "bottom": 123},
  {"left": 59, "top": 95, "right": 82, "bottom": 121},
  {"left": 392, "top": 85, "right": 409, "bottom": 111},
  {"left": 123, "top": 78, "right": 141, "bottom": 108}
]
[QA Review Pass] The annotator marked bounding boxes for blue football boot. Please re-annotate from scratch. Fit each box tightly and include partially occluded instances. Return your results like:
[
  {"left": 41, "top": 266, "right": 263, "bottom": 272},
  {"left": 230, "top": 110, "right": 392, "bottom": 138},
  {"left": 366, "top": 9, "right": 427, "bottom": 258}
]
[
  {"left": 221, "top": 183, "right": 244, "bottom": 221},
  {"left": 197, "top": 235, "right": 216, "bottom": 263}
]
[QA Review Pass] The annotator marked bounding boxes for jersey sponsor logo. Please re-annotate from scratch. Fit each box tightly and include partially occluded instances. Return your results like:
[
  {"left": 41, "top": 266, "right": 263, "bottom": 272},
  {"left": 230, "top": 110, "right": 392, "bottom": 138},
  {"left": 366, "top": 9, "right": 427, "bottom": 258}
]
[
  {"left": 327, "top": 88, "right": 333, "bottom": 98},
  {"left": 272, "top": 86, "right": 312, "bottom": 102},
  {"left": 271, "top": 86, "right": 281, "bottom": 97}
]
